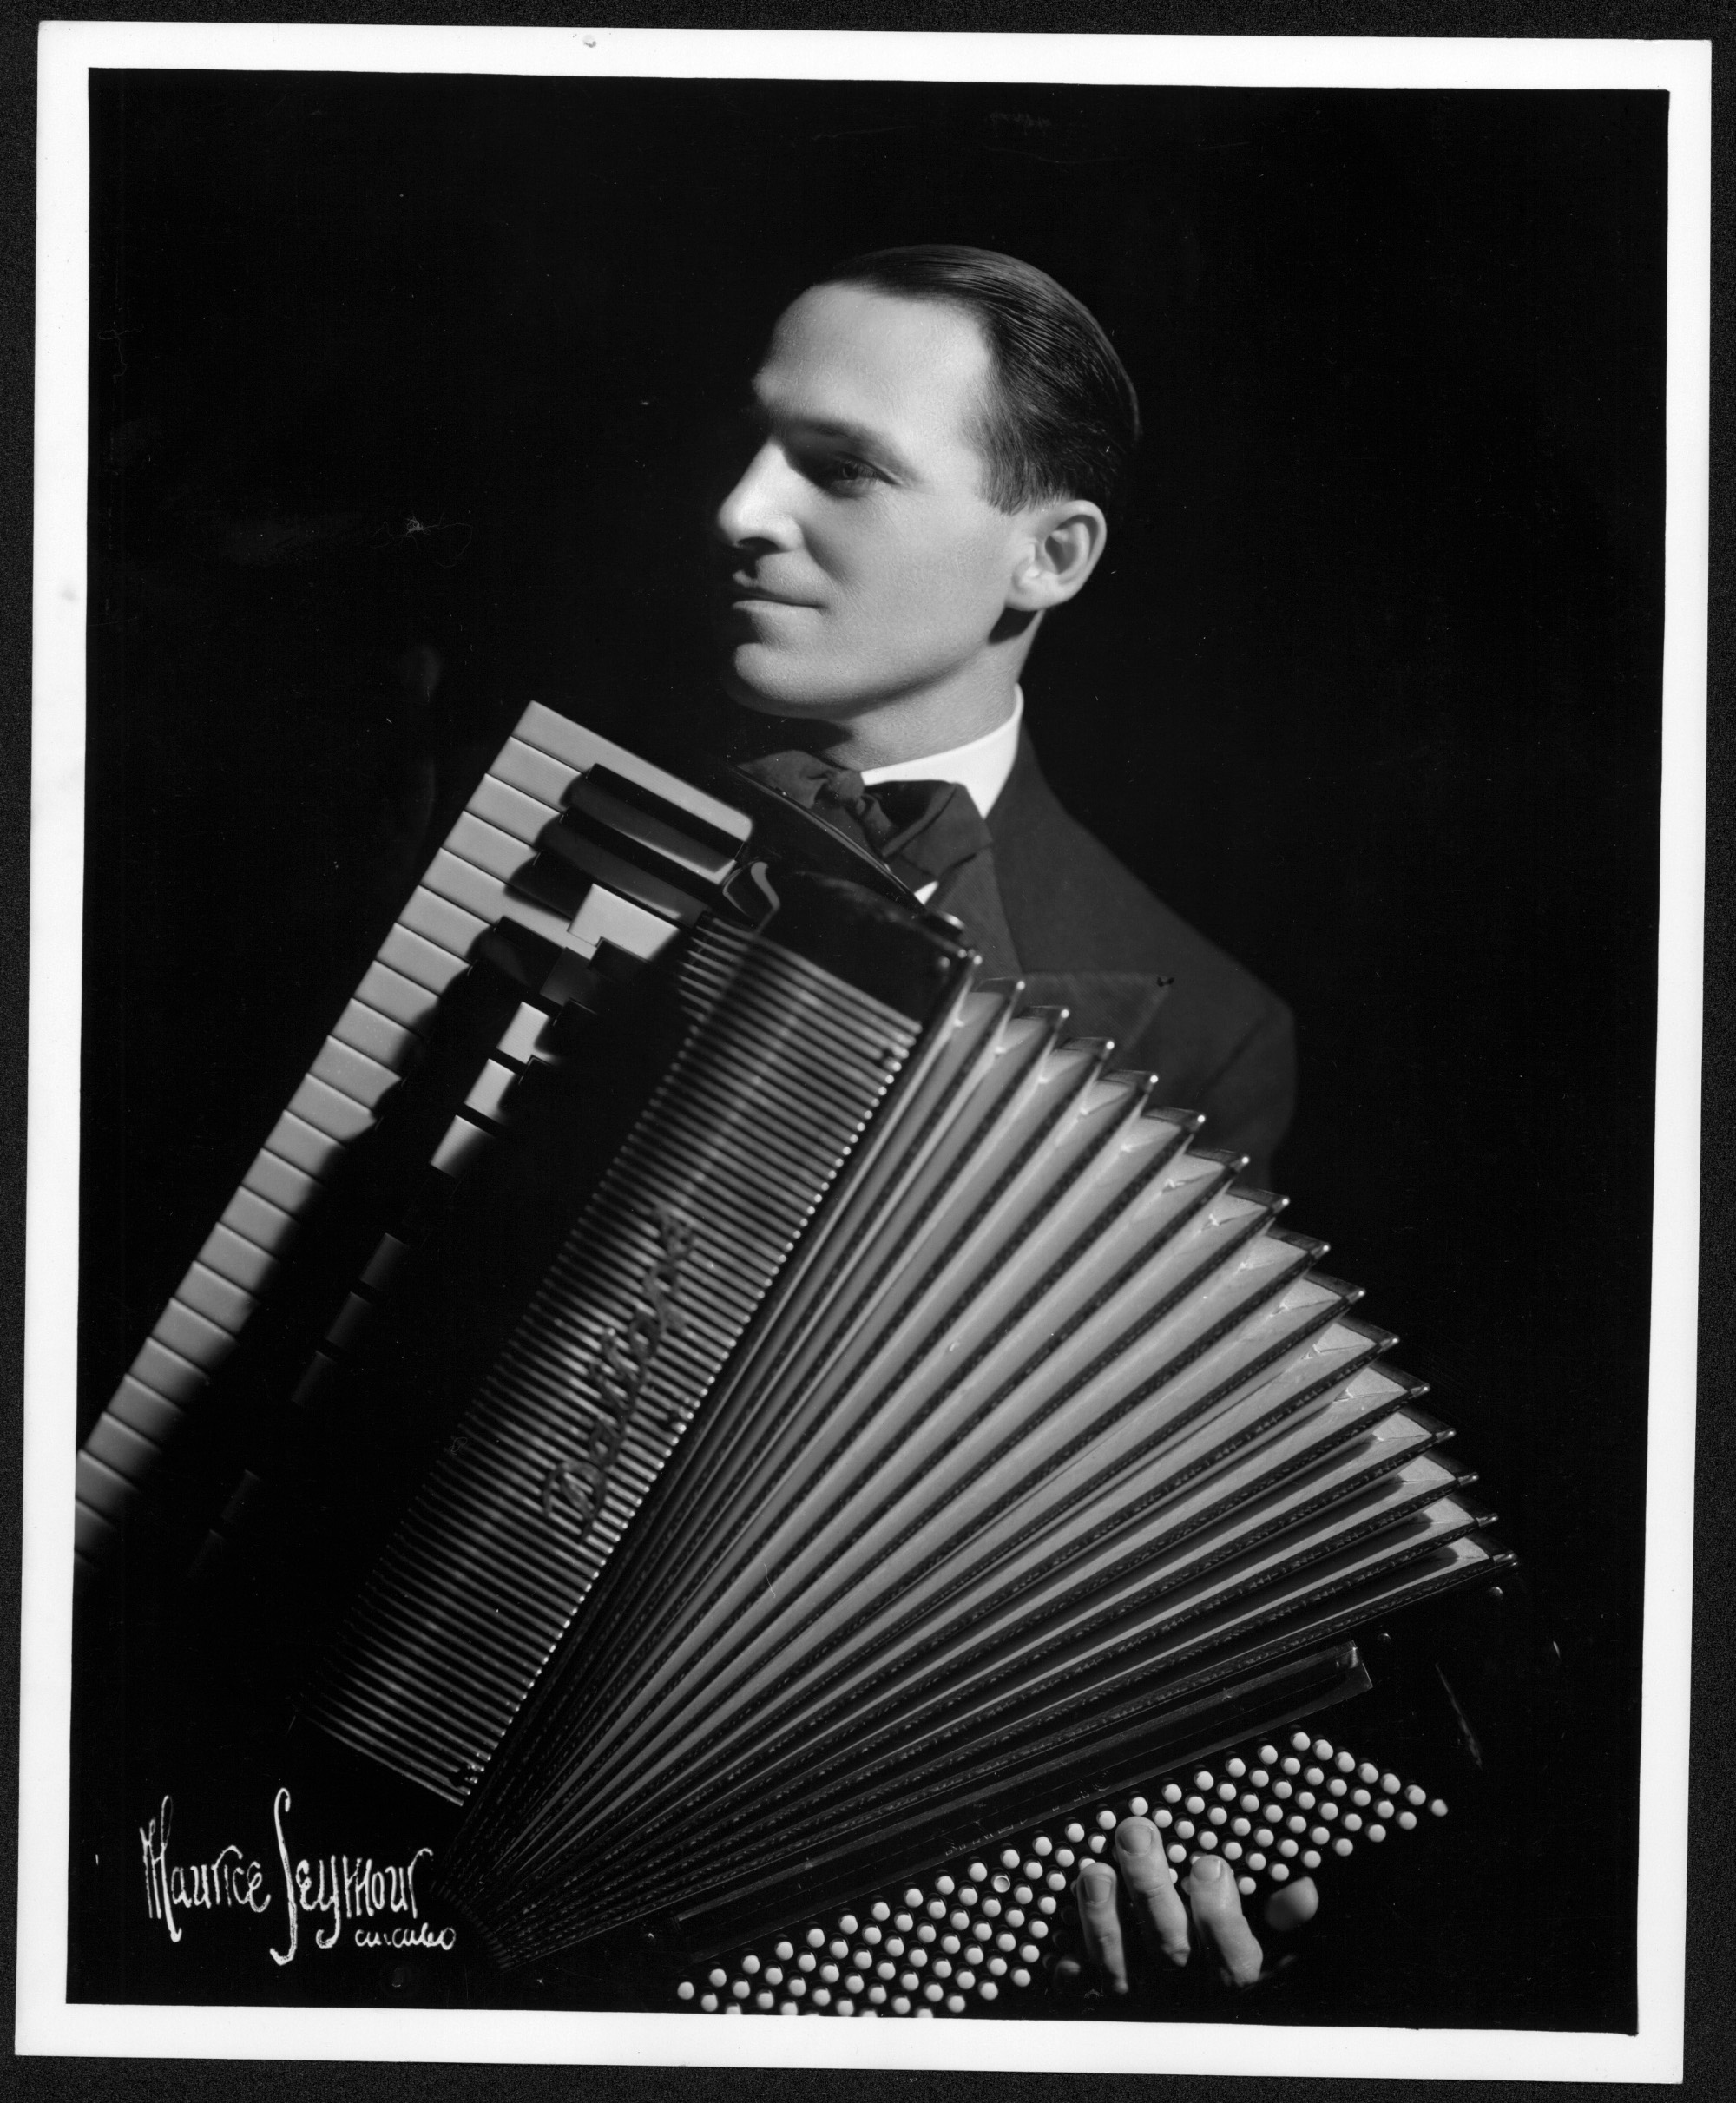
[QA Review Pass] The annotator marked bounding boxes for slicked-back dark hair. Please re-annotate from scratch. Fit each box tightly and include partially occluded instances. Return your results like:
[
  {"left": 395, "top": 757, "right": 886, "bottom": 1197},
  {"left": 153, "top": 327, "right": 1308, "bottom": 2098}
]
[{"left": 807, "top": 243, "right": 1141, "bottom": 518}]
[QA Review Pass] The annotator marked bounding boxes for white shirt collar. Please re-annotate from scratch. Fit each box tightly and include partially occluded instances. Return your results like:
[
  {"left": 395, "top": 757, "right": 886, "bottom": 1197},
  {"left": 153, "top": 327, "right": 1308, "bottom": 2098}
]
[{"left": 858, "top": 687, "right": 1023, "bottom": 818}]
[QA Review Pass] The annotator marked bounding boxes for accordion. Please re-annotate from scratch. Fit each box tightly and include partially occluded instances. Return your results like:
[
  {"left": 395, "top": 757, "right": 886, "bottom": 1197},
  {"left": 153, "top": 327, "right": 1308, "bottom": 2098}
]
[{"left": 77, "top": 701, "right": 1510, "bottom": 1981}]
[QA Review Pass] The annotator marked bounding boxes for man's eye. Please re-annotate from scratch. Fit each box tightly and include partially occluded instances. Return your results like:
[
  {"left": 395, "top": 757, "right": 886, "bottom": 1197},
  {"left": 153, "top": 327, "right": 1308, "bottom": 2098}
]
[{"left": 813, "top": 455, "right": 884, "bottom": 491}]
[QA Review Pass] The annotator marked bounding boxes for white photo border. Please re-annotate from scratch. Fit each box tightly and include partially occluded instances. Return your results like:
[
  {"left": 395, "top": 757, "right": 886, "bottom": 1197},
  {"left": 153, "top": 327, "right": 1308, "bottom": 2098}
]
[{"left": 20, "top": 22, "right": 1709, "bottom": 2081}]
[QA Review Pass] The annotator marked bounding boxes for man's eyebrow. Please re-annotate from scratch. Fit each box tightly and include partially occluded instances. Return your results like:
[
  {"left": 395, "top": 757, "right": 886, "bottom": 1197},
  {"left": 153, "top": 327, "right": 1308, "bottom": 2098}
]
[{"left": 746, "top": 398, "right": 920, "bottom": 481}]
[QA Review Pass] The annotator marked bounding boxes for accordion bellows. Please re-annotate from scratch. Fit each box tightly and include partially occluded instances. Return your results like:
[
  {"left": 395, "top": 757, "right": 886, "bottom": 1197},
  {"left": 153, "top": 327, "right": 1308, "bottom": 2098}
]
[
  {"left": 80, "top": 702, "right": 1506, "bottom": 1973},
  {"left": 431, "top": 964, "right": 1493, "bottom": 1963}
]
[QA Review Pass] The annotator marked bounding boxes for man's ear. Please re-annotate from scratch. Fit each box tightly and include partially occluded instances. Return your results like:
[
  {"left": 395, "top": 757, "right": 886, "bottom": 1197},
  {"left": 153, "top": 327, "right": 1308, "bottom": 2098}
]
[{"left": 1006, "top": 498, "right": 1109, "bottom": 614}]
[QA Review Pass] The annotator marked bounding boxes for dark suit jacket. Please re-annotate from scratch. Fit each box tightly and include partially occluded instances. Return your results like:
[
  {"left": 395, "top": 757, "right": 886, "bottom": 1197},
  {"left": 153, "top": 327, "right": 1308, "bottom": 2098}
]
[{"left": 980, "top": 734, "right": 1295, "bottom": 1188}]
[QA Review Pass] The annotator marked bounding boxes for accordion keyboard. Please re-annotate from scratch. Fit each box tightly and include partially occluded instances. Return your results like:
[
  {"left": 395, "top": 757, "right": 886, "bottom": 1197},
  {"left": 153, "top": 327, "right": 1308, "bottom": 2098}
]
[
  {"left": 675, "top": 1725, "right": 1449, "bottom": 2016},
  {"left": 75, "top": 703, "right": 752, "bottom": 1587}
]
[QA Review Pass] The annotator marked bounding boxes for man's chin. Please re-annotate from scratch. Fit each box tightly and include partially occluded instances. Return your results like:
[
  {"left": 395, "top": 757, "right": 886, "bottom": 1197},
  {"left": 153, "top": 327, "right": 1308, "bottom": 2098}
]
[{"left": 718, "top": 653, "right": 845, "bottom": 720}]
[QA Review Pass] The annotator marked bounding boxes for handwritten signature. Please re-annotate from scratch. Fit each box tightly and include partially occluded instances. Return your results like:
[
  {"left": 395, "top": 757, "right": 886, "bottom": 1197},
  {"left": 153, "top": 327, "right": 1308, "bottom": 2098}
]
[{"left": 138, "top": 1788, "right": 455, "bottom": 1963}]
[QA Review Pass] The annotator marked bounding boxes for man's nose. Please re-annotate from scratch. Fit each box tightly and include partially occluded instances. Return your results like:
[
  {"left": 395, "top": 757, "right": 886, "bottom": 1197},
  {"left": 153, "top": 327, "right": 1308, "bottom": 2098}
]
[{"left": 713, "top": 442, "right": 800, "bottom": 551}]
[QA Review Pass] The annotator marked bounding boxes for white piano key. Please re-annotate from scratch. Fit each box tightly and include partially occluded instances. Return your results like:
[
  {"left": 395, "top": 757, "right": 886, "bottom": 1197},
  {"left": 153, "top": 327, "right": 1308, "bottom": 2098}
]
[
  {"left": 195, "top": 1224, "right": 279, "bottom": 1296},
  {"left": 450, "top": 810, "right": 541, "bottom": 885},
  {"left": 564, "top": 884, "right": 682, "bottom": 963},
  {"left": 423, "top": 846, "right": 572, "bottom": 948},
  {"left": 464, "top": 1057, "right": 518, "bottom": 1125},
  {"left": 76, "top": 1501, "right": 119, "bottom": 1562},
  {"left": 85, "top": 1412, "right": 165, "bottom": 1475},
  {"left": 378, "top": 923, "right": 470, "bottom": 997},
  {"left": 286, "top": 1074, "right": 378, "bottom": 1146},
  {"left": 470, "top": 770, "right": 559, "bottom": 848},
  {"left": 492, "top": 736, "right": 581, "bottom": 812},
  {"left": 496, "top": 1001, "right": 554, "bottom": 1066},
  {"left": 77, "top": 1450, "right": 139, "bottom": 1521},
  {"left": 516, "top": 701, "right": 752, "bottom": 843},
  {"left": 360, "top": 1232, "right": 411, "bottom": 1291},
  {"left": 109, "top": 1377, "right": 188, "bottom": 1443},
  {"left": 310, "top": 1035, "right": 401, "bottom": 1113},
  {"left": 156, "top": 1297, "right": 240, "bottom": 1370},
  {"left": 400, "top": 884, "right": 490, "bottom": 962},
  {"left": 423, "top": 846, "right": 521, "bottom": 923},
  {"left": 220, "top": 1185, "right": 298, "bottom": 1257},
  {"left": 431, "top": 1114, "right": 494, "bottom": 1178},
  {"left": 177, "top": 1260, "right": 254, "bottom": 1336},
  {"left": 130, "top": 1337, "right": 208, "bottom": 1404},
  {"left": 325, "top": 1293, "right": 374, "bottom": 1353},
  {"left": 290, "top": 1348, "right": 339, "bottom": 1410},
  {"left": 262, "top": 1107, "right": 347, "bottom": 1181},
  {"left": 331, "top": 995, "right": 422, "bottom": 1072},
  {"left": 356, "top": 958, "right": 443, "bottom": 1036}
]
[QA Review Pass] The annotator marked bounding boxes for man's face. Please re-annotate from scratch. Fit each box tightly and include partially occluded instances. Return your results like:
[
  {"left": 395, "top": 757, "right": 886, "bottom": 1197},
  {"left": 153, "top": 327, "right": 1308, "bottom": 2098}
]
[{"left": 712, "top": 284, "right": 1032, "bottom": 721}]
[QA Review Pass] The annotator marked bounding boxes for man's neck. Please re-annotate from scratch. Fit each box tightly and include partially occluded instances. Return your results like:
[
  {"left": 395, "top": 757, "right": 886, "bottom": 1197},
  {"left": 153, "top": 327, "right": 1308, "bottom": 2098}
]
[{"left": 812, "top": 677, "right": 1021, "bottom": 771}]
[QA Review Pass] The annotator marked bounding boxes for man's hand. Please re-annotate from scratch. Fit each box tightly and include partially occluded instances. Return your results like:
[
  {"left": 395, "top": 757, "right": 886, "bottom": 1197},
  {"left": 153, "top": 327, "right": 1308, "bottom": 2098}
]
[{"left": 1058, "top": 1816, "right": 1318, "bottom": 1997}]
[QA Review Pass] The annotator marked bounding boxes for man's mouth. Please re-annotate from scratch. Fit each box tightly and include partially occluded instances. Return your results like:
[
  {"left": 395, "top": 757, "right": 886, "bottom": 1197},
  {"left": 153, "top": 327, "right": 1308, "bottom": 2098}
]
[{"left": 725, "top": 577, "right": 814, "bottom": 608}]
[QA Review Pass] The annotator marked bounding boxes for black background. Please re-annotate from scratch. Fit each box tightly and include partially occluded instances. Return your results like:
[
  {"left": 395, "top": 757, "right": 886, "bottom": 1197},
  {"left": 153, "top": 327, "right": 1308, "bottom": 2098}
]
[{"left": 67, "top": 61, "right": 1671, "bottom": 2050}]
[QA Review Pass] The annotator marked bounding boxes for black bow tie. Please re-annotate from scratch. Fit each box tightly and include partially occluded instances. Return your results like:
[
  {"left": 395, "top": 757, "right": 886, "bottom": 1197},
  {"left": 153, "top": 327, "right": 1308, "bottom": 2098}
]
[
  {"left": 733, "top": 751, "right": 990, "bottom": 894},
  {"left": 732, "top": 750, "right": 1021, "bottom": 979}
]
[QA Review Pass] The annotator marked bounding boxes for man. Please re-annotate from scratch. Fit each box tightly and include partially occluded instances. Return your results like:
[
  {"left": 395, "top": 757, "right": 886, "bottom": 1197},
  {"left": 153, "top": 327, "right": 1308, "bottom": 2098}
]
[
  {"left": 709, "top": 245, "right": 1305, "bottom": 1992},
  {"left": 712, "top": 245, "right": 1292, "bottom": 1191}
]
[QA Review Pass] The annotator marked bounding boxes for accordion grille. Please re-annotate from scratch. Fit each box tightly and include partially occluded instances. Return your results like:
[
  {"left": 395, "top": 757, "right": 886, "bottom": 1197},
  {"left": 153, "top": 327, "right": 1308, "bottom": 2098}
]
[{"left": 303, "top": 920, "right": 923, "bottom": 1803}]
